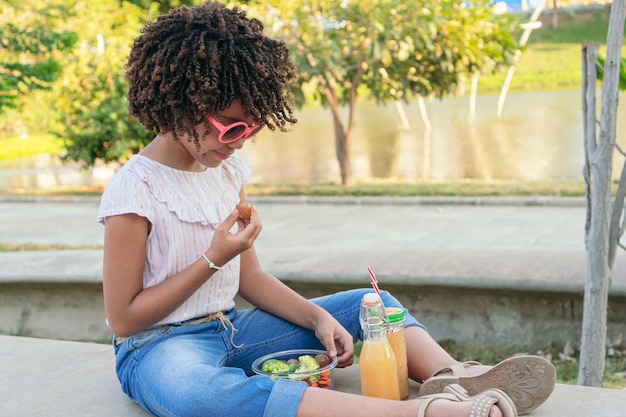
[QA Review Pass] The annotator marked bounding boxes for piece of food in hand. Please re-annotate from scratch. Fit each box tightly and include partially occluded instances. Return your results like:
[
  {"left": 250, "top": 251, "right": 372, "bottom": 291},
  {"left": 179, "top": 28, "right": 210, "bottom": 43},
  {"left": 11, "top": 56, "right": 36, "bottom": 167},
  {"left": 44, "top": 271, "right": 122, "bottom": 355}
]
[
  {"left": 314, "top": 353, "right": 331, "bottom": 368},
  {"left": 236, "top": 203, "right": 252, "bottom": 220}
]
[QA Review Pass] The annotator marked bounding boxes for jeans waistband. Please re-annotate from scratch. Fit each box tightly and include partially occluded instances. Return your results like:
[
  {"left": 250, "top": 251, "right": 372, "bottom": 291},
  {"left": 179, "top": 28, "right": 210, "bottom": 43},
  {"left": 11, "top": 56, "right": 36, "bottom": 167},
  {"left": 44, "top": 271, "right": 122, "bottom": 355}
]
[{"left": 114, "top": 310, "right": 237, "bottom": 347}]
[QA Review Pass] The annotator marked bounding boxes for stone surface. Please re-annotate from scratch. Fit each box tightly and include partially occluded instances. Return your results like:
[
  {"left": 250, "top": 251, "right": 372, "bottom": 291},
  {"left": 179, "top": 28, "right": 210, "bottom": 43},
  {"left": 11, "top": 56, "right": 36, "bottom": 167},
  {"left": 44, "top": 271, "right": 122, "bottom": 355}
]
[{"left": 2, "top": 336, "right": 625, "bottom": 417}]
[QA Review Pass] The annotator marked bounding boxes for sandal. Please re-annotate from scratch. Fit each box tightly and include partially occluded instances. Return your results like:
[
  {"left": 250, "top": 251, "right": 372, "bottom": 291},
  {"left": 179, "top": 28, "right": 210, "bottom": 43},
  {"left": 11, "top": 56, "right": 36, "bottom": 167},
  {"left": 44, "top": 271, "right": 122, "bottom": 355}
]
[
  {"left": 418, "top": 356, "right": 555, "bottom": 415},
  {"left": 417, "top": 383, "right": 517, "bottom": 417}
]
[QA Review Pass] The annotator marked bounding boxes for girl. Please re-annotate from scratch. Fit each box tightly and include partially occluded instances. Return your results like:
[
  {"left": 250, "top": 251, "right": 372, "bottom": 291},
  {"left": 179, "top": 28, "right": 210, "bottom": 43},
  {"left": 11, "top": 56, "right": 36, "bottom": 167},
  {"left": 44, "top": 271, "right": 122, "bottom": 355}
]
[{"left": 98, "top": 2, "right": 554, "bottom": 417}]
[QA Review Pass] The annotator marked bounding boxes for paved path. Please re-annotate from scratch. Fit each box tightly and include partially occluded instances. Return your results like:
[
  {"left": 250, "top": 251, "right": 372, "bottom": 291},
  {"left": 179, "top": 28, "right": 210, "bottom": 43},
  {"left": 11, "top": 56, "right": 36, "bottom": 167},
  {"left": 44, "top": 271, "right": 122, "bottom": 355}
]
[{"left": 0, "top": 195, "right": 624, "bottom": 293}]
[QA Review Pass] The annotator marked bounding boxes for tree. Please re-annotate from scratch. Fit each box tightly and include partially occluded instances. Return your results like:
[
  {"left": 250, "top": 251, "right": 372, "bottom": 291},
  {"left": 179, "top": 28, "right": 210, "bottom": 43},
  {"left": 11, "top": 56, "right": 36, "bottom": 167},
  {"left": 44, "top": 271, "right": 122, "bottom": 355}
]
[
  {"left": 580, "top": 0, "right": 625, "bottom": 387},
  {"left": 251, "top": 0, "right": 520, "bottom": 185},
  {"left": 125, "top": 0, "right": 201, "bottom": 15},
  {"left": 52, "top": 1, "right": 160, "bottom": 167},
  {"left": 0, "top": 0, "right": 77, "bottom": 114}
]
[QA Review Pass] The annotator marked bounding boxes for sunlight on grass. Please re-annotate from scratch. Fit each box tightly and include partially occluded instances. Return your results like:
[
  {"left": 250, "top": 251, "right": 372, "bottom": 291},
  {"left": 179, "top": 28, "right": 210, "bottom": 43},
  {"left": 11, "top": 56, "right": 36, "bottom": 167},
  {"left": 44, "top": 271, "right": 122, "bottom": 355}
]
[
  {"left": 243, "top": 179, "right": 589, "bottom": 198},
  {"left": 0, "top": 134, "right": 64, "bottom": 162},
  {"left": 0, "top": 178, "right": 598, "bottom": 198}
]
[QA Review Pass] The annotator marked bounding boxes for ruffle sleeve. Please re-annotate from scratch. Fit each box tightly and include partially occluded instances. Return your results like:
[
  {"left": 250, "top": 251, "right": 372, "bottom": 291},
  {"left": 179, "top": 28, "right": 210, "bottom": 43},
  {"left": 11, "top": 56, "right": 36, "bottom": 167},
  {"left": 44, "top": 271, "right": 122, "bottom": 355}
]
[{"left": 98, "top": 154, "right": 252, "bottom": 227}]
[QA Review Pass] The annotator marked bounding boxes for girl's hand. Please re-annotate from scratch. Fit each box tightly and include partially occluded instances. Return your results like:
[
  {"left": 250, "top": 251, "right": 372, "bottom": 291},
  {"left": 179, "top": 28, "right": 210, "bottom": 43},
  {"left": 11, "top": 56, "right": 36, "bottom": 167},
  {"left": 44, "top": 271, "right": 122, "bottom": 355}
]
[
  {"left": 205, "top": 207, "right": 262, "bottom": 267},
  {"left": 314, "top": 315, "right": 354, "bottom": 368}
]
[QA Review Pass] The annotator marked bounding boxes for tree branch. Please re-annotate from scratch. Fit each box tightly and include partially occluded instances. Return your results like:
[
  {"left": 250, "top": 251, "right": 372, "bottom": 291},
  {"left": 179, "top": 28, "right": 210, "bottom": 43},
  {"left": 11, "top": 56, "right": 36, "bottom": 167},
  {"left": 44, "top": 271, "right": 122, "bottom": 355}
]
[
  {"left": 609, "top": 157, "right": 626, "bottom": 267},
  {"left": 582, "top": 42, "right": 599, "bottom": 246}
]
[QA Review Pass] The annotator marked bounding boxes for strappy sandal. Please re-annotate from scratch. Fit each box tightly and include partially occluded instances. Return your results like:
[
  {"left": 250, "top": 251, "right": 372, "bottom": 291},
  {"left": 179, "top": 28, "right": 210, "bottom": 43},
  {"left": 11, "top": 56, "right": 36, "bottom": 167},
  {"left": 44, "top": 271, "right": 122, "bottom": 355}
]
[
  {"left": 418, "top": 355, "right": 556, "bottom": 415},
  {"left": 417, "top": 383, "right": 517, "bottom": 417}
]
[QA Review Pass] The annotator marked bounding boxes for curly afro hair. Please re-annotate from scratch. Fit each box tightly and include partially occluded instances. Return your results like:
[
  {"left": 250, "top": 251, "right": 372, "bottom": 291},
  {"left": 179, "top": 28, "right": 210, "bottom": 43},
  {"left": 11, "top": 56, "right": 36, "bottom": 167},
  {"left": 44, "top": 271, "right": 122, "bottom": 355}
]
[{"left": 125, "top": 1, "right": 297, "bottom": 146}]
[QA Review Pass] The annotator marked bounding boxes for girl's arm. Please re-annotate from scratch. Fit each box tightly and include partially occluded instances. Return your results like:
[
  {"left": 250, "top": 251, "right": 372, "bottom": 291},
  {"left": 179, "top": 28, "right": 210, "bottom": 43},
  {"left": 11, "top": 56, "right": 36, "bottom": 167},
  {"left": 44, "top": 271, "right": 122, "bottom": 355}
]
[
  {"left": 237, "top": 193, "right": 354, "bottom": 365},
  {"left": 102, "top": 208, "right": 260, "bottom": 337}
]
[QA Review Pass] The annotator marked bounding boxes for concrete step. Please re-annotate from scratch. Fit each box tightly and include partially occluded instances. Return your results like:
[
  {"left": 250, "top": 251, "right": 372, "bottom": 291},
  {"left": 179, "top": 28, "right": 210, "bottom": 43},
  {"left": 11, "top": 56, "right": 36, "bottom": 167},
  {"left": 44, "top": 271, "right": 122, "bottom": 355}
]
[
  {"left": 1, "top": 249, "right": 626, "bottom": 350},
  {"left": 1, "top": 335, "right": 624, "bottom": 417},
  {"left": 1, "top": 197, "right": 625, "bottom": 349}
]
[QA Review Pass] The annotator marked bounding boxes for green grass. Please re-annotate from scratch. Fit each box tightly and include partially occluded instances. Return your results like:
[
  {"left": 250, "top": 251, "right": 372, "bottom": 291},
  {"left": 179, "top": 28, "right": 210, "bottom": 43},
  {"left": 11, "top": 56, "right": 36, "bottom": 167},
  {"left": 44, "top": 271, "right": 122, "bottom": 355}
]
[
  {"left": 476, "top": 8, "right": 621, "bottom": 93},
  {"left": 0, "top": 178, "right": 594, "bottom": 198},
  {"left": 0, "top": 134, "right": 64, "bottom": 162},
  {"left": 244, "top": 179, "right": 589, "bottom": 197},
  {"left": 527, "top": 11, "right": 614, "bottom": 44}
]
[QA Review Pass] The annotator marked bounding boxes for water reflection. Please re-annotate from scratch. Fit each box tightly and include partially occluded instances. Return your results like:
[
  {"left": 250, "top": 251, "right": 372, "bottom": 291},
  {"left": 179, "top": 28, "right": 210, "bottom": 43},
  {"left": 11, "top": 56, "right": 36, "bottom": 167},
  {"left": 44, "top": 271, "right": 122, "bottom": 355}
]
[
  {"left": 0, "top": 154, "right": 118, "bottom": 190},
  {"left": 2, "top": 89, "right": 625, "bottom": 189},
  {"left": 239, "top": 89, "right": 619, "bottom": 183}
]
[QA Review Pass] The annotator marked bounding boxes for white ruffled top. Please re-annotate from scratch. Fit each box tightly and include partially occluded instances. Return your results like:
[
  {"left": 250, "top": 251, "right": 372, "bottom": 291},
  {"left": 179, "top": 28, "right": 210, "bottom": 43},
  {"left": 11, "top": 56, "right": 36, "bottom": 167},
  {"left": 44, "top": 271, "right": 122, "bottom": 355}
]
[{"left": 98, "top": 154, "right": 251, "bottom": 327}]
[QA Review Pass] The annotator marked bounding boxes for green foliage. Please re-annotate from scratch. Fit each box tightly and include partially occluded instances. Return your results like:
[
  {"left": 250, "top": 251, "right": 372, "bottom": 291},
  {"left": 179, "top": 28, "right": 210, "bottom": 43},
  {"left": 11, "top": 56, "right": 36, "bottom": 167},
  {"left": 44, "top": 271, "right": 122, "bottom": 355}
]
[
  {"left": 248, "top": 0, "right": 520, "bottom": 184},
  {"left": 52, "top": 1, "right": 160, "bottom": 167},
  {"left": 0, "top": 1, "right": 78, "bottom": 113},
  {"left": 253, "top": 0, "right": 520, "bottom": 107},
  {"left": 125, "top": 0, "right": 202, "bottom": 14},
  {"left": 597, "top": 55, "right": 626, "bottom": 90}
]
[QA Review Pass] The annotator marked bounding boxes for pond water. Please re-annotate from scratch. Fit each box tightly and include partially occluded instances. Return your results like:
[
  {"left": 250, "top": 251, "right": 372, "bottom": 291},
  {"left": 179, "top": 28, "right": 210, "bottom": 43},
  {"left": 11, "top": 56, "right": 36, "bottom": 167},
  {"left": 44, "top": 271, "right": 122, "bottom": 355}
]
[
  {"left": 239, "top": 89, "right": 626, "bottom": 184},
  {"left": 2, "top": 89, "right": 626, "bottom": 189}
]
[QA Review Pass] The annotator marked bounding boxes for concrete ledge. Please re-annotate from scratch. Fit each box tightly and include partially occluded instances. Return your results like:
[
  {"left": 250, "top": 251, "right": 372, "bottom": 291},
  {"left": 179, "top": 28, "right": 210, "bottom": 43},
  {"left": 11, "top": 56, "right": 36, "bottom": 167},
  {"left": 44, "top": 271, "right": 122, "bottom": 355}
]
[
  {"left": 1, "top": 336, "right": 624, "bottom": 417},
  {"left": 1, "top": 250, "right": 626, "bottom": 348},
  {"left": 1, "top": 198, "right": 625, "bottom": 348},
  {"left": 1, "top": 248, "right": 625, "bottom": 294}
]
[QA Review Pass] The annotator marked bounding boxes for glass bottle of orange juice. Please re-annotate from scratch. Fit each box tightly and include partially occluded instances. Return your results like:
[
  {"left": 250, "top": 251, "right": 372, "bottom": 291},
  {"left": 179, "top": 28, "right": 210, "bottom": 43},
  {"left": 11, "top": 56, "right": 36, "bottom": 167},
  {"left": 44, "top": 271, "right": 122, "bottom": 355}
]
[
  {"left": 385, "top": 307, "right": 409, "bottom": 400},
  {"left": 359, "top": 293, "right": 400, "bottom": 400}
]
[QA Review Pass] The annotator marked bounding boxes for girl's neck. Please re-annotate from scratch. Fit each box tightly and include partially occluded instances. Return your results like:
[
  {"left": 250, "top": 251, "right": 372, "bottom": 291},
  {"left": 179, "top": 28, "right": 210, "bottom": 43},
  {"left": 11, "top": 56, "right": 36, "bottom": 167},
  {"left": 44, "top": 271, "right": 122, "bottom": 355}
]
[{"left": 140, "top": 134, "right": 205, "bottom": 172}]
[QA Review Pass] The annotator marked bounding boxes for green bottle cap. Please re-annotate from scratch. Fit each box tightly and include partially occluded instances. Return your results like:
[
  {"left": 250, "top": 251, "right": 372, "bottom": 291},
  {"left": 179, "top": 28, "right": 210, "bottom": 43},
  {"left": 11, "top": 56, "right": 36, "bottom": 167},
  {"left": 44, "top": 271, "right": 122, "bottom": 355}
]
[{"left": 385, "top": 307, "right": 405, "bottom": 324}]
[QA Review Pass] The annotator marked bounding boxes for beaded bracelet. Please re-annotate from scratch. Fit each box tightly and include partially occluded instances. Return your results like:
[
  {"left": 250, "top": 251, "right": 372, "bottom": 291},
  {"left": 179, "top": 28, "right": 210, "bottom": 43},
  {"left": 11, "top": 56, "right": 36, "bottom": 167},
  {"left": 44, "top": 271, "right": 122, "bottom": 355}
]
[{"left": 201, "top": 253, "right": 222, "bottom": 270}]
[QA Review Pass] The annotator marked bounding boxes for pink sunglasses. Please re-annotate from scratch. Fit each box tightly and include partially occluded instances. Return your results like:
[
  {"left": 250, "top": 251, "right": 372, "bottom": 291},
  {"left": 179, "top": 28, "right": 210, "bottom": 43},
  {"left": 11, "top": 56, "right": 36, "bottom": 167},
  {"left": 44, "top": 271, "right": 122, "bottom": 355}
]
[{"left": 207, "top": 115, "right": 265, "bottom": 144}]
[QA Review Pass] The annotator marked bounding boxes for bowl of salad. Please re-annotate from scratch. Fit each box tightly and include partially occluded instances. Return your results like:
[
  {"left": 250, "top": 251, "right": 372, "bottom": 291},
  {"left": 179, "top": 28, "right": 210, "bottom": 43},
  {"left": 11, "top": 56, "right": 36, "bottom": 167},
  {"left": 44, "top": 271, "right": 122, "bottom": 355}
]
[{"left": 251, "top": 349, "right": 338, "bottom": 389}]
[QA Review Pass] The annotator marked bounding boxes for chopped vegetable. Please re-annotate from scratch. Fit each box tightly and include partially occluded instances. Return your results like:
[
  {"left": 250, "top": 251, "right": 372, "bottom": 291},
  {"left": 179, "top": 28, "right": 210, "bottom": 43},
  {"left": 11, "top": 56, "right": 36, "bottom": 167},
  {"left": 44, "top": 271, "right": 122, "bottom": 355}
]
[
  {"left": 261, "top": 359, "right": 291, "bottom": 374},
  {"left": 295, "top": 355, "right": 320, "bottom": 373},
  {"left": 259, "top": 353, "right": 333, "bottom": 389}
]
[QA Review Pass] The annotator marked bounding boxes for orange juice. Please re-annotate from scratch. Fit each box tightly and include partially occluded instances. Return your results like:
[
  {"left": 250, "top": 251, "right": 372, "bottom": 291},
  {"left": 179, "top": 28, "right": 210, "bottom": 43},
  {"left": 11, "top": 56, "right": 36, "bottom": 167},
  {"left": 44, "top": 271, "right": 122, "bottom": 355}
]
[
  {"left": 359, "top": 336, "right": 400, "bottom": 400},
  {"left": 385, "top": 327, "right": 409, "bottom": 399},
  {"left": 385, "top": 308, "right": 409, "bottom": 400}
]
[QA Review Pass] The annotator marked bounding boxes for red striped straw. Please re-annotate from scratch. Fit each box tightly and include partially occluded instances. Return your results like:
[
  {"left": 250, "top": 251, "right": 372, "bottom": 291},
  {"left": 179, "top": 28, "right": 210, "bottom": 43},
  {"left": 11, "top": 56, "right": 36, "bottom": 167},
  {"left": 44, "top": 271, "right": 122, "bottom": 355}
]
[
  {"left": 368, "top": 266, "right": 381, "bottom": 298},
  {"left": 368, "top": 266, "right": 389, "bottom": 324}
]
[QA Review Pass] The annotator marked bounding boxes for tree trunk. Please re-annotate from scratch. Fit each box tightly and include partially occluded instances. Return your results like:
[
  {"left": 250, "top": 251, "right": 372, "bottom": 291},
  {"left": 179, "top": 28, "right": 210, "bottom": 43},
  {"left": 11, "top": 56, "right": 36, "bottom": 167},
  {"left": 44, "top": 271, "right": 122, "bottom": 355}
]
[
  {"left": 580, "top": 41, "right": 610, "bottom": 387},
  {"left": 324, "top": 91, "right": 352, "bottom": 186},
  {"left": 579, "top": 0, "right": 626, "bottom": 387},
  {"left": 551, "top": 1, "right": 559, "bottom": 29},
  {"left": 332, "top": 113, "right": 351, "bottom": 186}
]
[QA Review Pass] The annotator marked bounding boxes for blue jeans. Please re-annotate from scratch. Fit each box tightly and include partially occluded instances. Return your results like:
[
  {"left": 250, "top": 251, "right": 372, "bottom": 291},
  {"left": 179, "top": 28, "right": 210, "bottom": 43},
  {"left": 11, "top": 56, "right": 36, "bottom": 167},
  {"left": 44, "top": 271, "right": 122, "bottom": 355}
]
[{"left": 113, "top": 288, "right": 426, "bottom": 417}]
